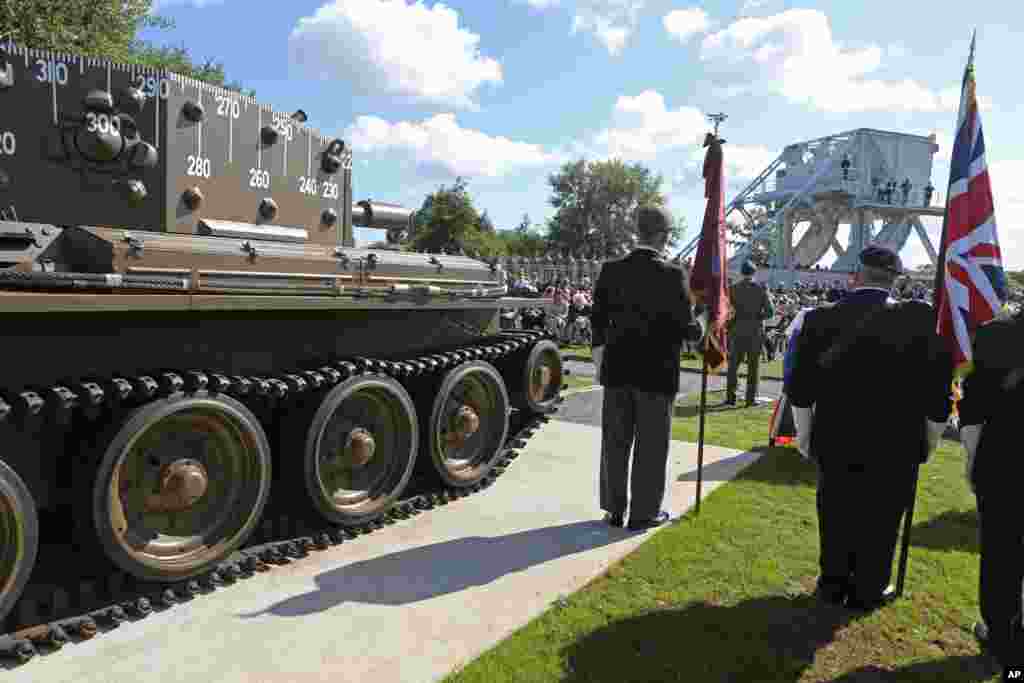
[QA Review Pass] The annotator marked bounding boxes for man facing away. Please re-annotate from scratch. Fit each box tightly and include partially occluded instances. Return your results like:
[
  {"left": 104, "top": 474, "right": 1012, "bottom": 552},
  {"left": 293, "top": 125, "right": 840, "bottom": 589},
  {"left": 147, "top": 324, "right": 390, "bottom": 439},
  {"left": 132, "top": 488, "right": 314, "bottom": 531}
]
[
  {"left": 957, "top": 311, "right": 1024, "bottom": 669},
  {"left": 591, "top": 206, "right": 705, "bottom": 530},
  {"left": 725, "top": 260, "right": 774, "bottom": 406},
  {"left": 787, "top": 245, "right": 953, "bottom": 610}
]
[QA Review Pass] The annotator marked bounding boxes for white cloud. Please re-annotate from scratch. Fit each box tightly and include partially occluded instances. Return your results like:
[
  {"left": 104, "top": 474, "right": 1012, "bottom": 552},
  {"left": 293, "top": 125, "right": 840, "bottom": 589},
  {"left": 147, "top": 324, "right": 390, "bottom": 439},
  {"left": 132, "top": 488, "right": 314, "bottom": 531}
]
[
  {"left": 583, "top": 89, "right": 774, "bottom": 196},
  {"left": 344, "top": 113, "right": 561, "bottom": 179},
  {"left": 594, "top": 90, "right": 707, "bottom": 160},
  {"left": 572, "top": 1, "right": 647, "bottom": 55},
  {"left": 990, "top": 160, "right": 1024, "bottom": 270},
  {"left": 289, "top": 0, "right": 502, "bottom": 110},
  {"left": 697, "top": 9, "right": 986, "bottom": 113},
  {"left": 663, "top": 8, "right": 711, "bottom": 44},
  {"left": 930, "top": 131, "right": 953, "bottom": 161},
  {"left": 516, "top": 0, "right": 645, "bottom": 55}
]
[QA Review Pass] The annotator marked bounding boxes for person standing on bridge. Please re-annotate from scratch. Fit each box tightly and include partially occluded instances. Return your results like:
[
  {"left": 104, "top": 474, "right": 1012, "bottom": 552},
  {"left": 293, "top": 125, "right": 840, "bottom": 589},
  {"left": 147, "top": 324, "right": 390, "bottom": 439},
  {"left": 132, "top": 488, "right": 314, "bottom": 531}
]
[
  {"left": 724, "top": 260, "right": 774, "bottom": 407},
  {"left": 591, "top": 206, "right": 704, "bottom": 530},
  {"left": 788, "top": 245, "right": 952, "bottom": 610}
]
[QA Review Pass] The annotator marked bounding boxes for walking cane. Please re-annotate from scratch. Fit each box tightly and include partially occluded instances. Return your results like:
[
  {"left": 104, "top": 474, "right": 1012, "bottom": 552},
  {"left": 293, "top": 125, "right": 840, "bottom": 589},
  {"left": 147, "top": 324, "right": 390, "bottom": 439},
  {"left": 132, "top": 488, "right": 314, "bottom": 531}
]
[{"left": 895, "top": 462, "right": 921, "bottom": 597}]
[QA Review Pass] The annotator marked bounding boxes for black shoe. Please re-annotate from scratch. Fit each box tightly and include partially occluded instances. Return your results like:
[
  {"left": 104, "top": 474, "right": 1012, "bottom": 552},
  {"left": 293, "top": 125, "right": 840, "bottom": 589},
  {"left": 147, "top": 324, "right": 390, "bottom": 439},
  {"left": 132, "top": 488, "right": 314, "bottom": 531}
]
[
  {"left": 846, "top": 584, "right": 898, "bottom": 611},
  {"left": 722, "top": 398, "right": 736, "bottom": 407},
  {"left": 627, "top": 511, "right": 670, "bottom": 530},
  {"left": 812, "top": 581, "right": 848, "bottom": 607},
  {"left": 973, "top": 620, "right": 991, "bottom": 649},
  {"left": 973, "top": 620, "right": 1021, "bottom": 668},
  {"left": 604, "top": 511, "right": 624, "bottom": 528}
]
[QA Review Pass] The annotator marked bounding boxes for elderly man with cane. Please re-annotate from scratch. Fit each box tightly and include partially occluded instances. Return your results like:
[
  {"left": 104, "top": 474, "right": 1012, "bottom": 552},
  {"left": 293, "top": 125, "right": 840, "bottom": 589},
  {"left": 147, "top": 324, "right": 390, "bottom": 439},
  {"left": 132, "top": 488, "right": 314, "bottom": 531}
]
[
  {"left": 591, "top": 206, "right": 705, "bottom": 530},
  {"left": 787, "top": 246, "right": 953, "bottom": 609}
]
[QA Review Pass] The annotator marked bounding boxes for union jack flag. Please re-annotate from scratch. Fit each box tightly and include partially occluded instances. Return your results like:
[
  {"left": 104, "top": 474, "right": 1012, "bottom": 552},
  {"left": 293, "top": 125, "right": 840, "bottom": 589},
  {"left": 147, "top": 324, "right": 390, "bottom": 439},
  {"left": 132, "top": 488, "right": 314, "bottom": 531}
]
[{"left": 934, "top": 31, "right": 1009, "bottom": 377}]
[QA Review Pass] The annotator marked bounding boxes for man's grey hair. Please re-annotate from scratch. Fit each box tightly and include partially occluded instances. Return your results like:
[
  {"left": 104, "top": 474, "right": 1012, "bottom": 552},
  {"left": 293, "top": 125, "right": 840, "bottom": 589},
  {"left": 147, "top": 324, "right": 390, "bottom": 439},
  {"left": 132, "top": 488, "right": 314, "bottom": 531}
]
[
  {"left": 636, "top": 205, "right": 672, "bottom": 245},
  {"left": 860, "top": 265, "right": 898, "bottom": 288}
]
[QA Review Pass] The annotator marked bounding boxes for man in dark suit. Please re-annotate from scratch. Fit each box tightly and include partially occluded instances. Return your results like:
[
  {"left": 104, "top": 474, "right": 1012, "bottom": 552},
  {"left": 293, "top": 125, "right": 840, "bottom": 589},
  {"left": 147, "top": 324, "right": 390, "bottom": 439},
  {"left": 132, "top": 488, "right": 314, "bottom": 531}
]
[
  {"left": 958, "top": 313, "right": 1024, "bottom": 669},
  {"left": 591, "top": 206, "right": 704, "bottom": 531},
  {"left": 788, "top": 245, "right": 953, "bottom": 609}
]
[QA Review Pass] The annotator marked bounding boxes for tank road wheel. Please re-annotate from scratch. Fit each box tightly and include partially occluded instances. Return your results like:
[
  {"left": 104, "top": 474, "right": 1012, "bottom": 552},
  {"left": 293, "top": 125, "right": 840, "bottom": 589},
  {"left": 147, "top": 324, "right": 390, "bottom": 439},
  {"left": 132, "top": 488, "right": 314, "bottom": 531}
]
[
  {"left": 303, "top": 375, "right": 418, "bottom": 526},
  {"left": 0, "top": 460, "right": 38, "bottom": 624},
  {"left": 424, "top": 361, "right": 510, "bottom": 488},
  {"left": 91, "top": 393, "right": 271, "bottom": 582},
  {"left": 519, "top": 339, "right": 563, "bottom": 414}
]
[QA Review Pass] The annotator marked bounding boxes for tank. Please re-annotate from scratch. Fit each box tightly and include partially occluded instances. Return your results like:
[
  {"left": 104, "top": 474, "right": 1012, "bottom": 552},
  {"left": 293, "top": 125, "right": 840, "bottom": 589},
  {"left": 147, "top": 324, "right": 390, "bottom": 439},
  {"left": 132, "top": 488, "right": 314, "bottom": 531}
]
[{"left": 0, "top": 42, "right": 563, "bottom": 656}]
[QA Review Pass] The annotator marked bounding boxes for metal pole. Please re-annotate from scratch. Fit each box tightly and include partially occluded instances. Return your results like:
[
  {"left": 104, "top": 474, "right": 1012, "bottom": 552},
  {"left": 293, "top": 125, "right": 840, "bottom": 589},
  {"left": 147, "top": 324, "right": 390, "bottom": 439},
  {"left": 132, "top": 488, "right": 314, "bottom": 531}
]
[
  {"left": 695, "top": 336, "right": 710, "bottom": 516},
  {"left": 895, "top": 463, "right": 920, "bottom": 596}
]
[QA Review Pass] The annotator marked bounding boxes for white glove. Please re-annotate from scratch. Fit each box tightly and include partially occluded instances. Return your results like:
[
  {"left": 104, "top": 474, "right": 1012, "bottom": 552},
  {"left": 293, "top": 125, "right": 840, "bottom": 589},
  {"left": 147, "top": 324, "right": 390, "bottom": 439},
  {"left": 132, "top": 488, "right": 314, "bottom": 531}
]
[
  {"left": 695, "top": 310, "right": 710, "bottom": 339},
  {"left": 592, "top": 345, "right": 604, "bottom": 381},
  {"left": 926, "top": 420, "right": 947, "bottom": 454},
  {"left": 960, "top": 424, "right": 982, "bottom": 493},
  {"left": 792, "top": 406, "right": 814, "bottom": 459}
]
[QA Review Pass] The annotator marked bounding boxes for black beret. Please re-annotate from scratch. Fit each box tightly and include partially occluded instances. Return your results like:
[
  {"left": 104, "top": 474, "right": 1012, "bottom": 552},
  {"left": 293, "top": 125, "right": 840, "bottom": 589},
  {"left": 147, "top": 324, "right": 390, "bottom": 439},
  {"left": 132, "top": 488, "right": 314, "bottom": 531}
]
[
  {"left": 859, "top": 245, "right": 903, "bottom": 275},
  {"left": 740, "top": 260, "right": 757, "bottom": 275}
]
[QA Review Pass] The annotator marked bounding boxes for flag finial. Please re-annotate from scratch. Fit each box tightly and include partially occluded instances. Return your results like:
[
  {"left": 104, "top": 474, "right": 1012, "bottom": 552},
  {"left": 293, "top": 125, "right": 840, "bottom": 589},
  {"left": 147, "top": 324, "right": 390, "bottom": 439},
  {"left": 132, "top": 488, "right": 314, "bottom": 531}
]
[
  {"left": 968, "top": 29, "right": 976, "bottom": 67},
  {"left": 706, "top": 112, "right": 728, "bottom": 138}
]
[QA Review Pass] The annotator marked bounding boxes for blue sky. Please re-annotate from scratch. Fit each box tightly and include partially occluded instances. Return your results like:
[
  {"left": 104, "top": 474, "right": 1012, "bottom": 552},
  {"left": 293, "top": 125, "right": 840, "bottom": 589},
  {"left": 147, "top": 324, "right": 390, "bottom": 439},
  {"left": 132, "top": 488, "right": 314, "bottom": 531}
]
[{"left": 143, "top": 0, "right": 1023, "bottom": 268}]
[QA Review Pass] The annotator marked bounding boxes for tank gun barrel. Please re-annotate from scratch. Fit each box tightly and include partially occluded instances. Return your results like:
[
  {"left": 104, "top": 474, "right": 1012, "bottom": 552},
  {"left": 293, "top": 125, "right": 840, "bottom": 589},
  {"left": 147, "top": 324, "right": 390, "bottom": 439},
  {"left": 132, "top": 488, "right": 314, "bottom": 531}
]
[{"left": 351, "top": 200, "right": 415, "bottom": 233}]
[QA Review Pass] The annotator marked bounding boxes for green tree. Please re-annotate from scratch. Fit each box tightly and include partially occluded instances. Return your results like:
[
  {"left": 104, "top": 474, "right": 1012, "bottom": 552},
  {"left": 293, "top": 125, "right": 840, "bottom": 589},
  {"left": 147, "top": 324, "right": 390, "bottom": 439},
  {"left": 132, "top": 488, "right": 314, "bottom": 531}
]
[
  {"left": 411, "top": 177, "right": 505, "bottom": 257},
  {"left": 476, "top": 209, "right": 495, "bottom": 234},
  {"left": 123, "top": 42, "right": 253, "bottom": 95},
  {"left": 726, "top": 205, "right": 772, "bottom": 267},
  {"left": 495, "top": 214, "right": 548, "bottom": 258},
  {"left": 546, "top": 158, "right": 673, "bottom": 258},
  {"left": 515, "top": 213, "right": 531, "bottom": 236},
  {"left": 0, "top": 0, "right": 251, "bottom": 94},
  {"left": 1, "top": 0, "right": 165, "bottom": 59}
]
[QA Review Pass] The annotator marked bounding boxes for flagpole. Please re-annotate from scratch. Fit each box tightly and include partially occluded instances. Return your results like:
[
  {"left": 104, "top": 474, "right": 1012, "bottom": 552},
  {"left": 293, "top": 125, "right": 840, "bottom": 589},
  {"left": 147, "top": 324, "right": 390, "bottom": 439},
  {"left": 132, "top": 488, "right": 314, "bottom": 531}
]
[
  {"left": 692, "top": 113, "right": 729, "bottom": 519},
  {"left": 897, "top": 30, "right": 977, "bottom": 599},
  {"left": 695, "top": 336, "right": 709, "bottom": 516}
]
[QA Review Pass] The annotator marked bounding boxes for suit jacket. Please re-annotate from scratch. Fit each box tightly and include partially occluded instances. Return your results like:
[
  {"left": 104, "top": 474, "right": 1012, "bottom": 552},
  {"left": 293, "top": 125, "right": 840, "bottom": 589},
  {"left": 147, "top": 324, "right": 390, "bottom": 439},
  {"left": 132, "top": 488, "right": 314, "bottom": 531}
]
[
  {"left": 591, "top": 249, "right": 702, "bottom": 396},
  {"left": 787, "top": 288, "right": 953, "bottom": 467},
  {"left": 728, "top": 279, "right": 773, "bottom": 353},
  {"left": 957, "top": 315, "right": 1024, "bottom": 493}
]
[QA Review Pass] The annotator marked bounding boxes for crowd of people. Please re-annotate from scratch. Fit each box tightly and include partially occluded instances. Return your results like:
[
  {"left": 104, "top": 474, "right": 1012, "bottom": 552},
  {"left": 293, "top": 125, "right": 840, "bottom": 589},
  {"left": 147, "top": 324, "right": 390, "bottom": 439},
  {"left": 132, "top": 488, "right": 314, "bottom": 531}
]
[
  {"left": 503, "top": 267, "right": 1021, "bottom": 363},
  {"left": 502, "top": 276, "right": 595, "bottom": 344}
]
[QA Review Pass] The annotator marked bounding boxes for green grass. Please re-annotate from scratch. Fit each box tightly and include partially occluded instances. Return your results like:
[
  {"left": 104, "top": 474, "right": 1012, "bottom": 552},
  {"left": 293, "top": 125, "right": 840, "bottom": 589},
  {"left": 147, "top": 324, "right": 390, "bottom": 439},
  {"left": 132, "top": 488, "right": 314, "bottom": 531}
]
[
  {"left": 444, "top": 392, "right": 996, "bottom": 682},
  {"left": 678, "top": 355, "right": 784, "bottom": 381},
  {"left": 564, "top": 374, "right": 596, "bottom": 391},
  {"left": 562, "top": 345, "right": 784, "bottom": 381}
]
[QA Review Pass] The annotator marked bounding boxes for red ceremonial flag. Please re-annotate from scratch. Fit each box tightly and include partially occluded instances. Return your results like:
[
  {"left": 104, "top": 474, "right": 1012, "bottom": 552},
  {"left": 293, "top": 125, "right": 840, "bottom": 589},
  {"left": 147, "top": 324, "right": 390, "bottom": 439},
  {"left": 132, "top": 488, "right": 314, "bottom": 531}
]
[
  {"left": 689, "top": 133, "right": 732, "bottom": 373},
  {"left": 933, "top": 31, "right": 1009, "bottom": 378}
]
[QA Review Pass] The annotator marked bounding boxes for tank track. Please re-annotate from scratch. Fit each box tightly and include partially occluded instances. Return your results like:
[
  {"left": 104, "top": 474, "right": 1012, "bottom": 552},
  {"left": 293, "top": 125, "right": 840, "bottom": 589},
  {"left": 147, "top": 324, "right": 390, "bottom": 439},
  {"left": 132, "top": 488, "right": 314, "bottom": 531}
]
[{"left": 0, "top": 329, "right": 563, "bottom": 667}]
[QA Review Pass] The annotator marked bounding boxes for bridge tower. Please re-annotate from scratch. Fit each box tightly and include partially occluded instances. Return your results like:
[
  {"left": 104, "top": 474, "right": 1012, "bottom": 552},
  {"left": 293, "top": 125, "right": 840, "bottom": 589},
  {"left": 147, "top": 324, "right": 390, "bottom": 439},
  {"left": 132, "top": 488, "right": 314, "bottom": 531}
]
[{"left": 677, "top": 128, "right": 945, "bottom": 285}]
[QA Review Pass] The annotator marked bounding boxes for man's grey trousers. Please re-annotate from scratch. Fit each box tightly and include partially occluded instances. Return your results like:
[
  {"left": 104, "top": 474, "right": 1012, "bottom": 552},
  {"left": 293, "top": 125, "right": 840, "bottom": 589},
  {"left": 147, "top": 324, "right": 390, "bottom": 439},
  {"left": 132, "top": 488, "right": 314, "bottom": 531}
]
[{"left": 600, "top": 386, "right": 673, "bottom": 521}]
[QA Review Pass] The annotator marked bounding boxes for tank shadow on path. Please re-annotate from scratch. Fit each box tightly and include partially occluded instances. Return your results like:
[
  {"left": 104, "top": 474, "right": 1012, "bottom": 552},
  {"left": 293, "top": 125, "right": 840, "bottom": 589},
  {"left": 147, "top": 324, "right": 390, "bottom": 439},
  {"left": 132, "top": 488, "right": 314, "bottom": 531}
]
[{"left": 239, "top": 520, "right": 639, "bottom": 618}]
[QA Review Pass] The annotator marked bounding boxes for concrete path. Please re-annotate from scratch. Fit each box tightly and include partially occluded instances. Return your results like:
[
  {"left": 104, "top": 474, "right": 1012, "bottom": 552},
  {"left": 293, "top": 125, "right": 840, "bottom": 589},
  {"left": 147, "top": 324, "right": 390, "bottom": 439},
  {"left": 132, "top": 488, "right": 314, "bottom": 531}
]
[{"left": 9, "top": 418, "right": 762, "bottom": 683}]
